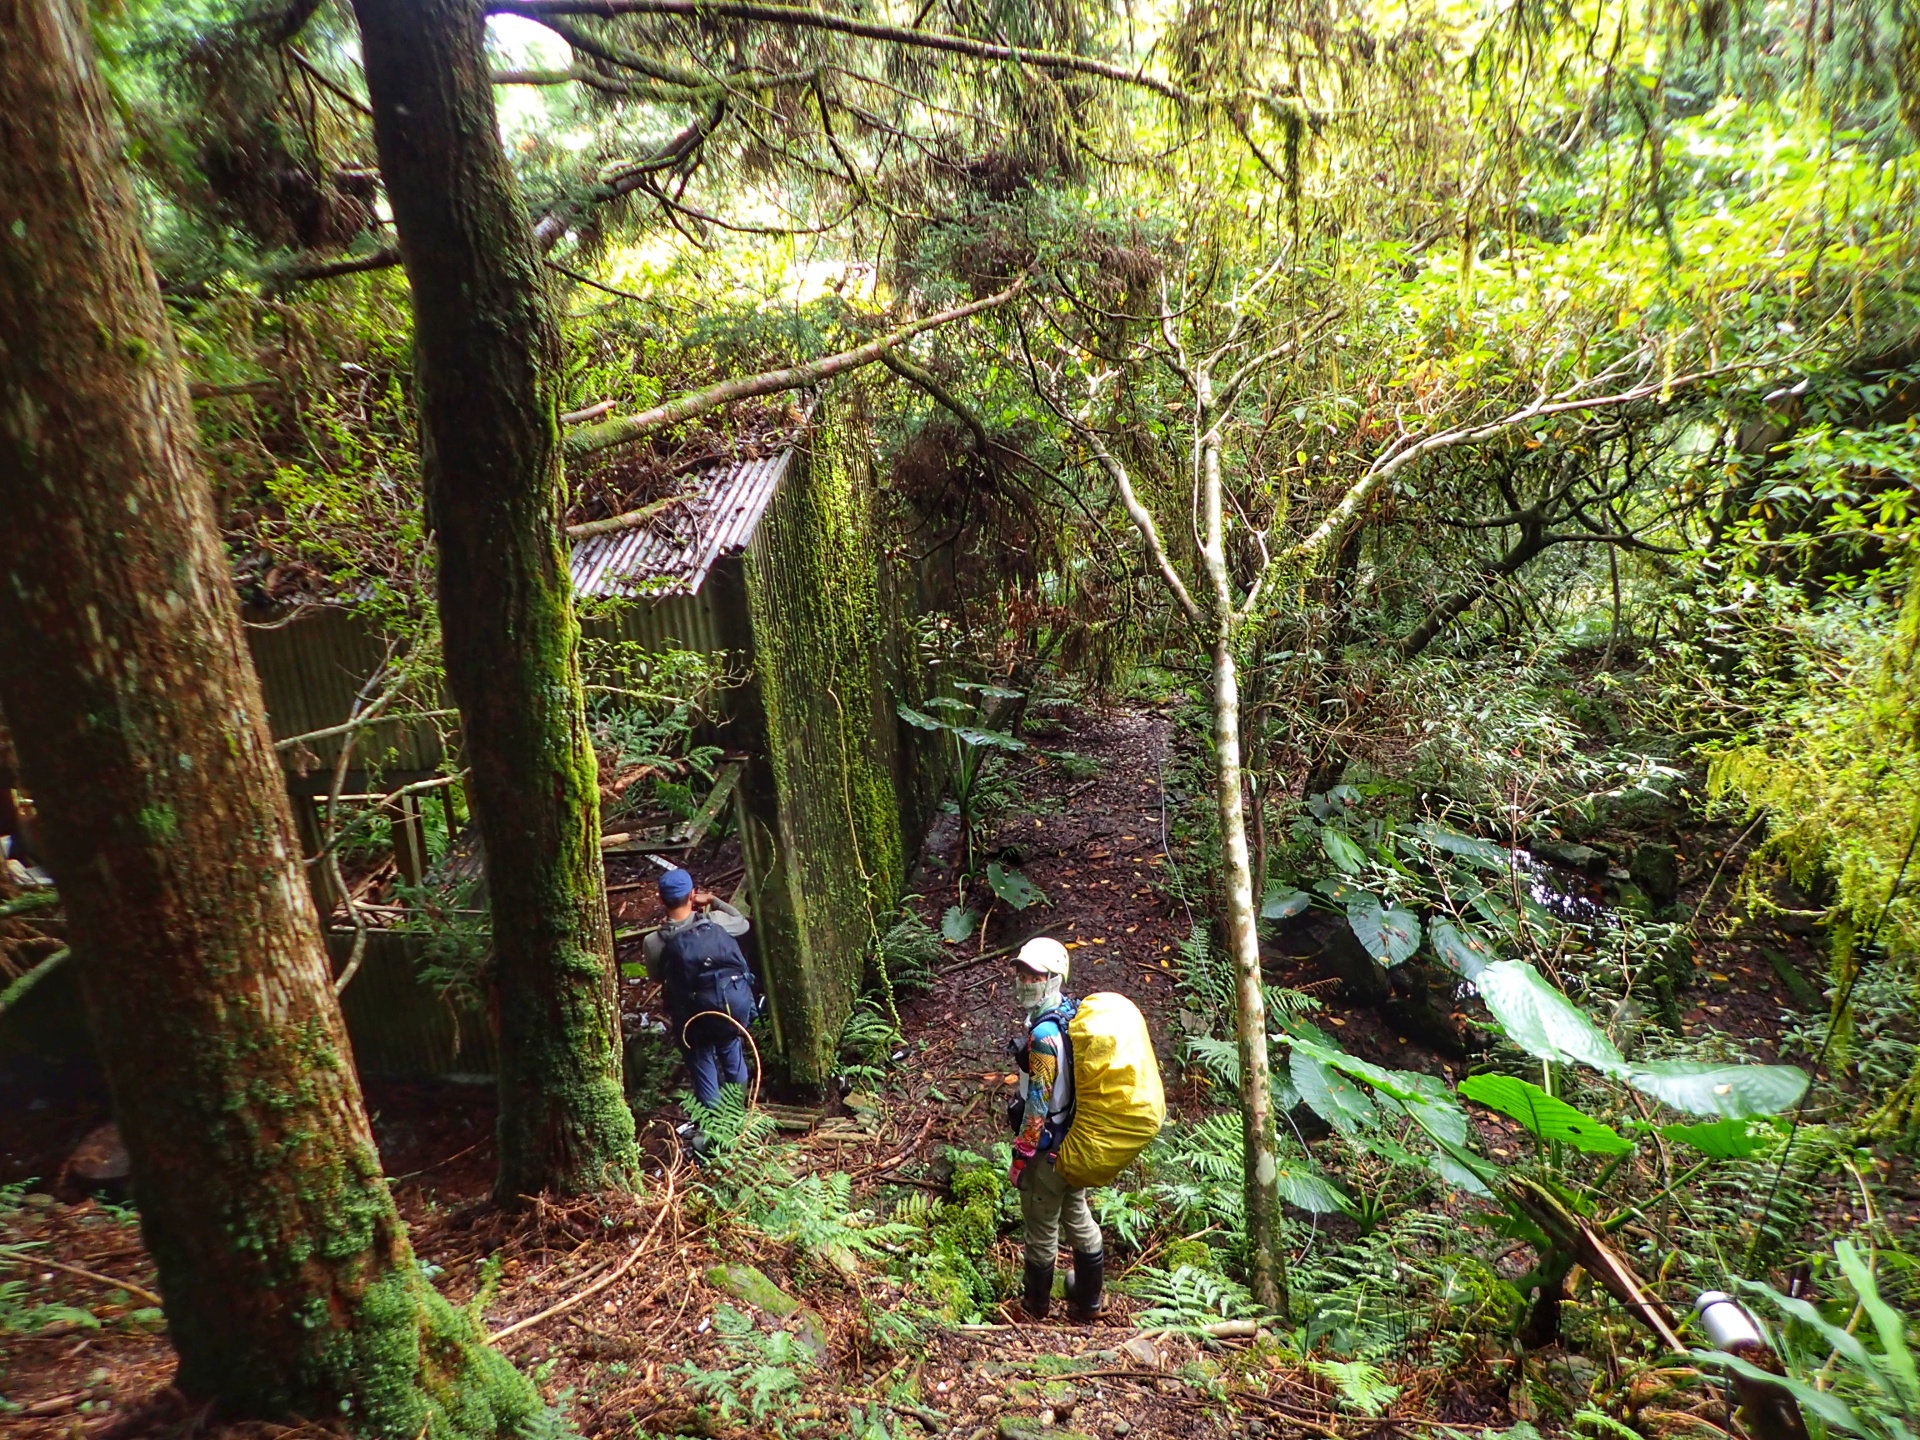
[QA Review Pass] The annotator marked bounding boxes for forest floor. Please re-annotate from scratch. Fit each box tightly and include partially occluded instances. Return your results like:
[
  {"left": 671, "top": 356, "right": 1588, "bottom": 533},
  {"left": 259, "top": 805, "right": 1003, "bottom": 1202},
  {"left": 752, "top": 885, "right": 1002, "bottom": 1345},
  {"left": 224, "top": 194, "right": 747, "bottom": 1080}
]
[{"left": 0, "top": 697, "right": 1858, "bottom": 1439}]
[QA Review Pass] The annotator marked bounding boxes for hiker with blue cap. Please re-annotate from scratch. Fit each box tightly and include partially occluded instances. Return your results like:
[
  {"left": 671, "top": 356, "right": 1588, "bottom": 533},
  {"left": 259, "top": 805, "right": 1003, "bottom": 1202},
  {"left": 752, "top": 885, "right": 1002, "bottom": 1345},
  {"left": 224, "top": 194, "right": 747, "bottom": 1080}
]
[{"left": 642, "top": 867, "right": 757, "bottom": 1107}]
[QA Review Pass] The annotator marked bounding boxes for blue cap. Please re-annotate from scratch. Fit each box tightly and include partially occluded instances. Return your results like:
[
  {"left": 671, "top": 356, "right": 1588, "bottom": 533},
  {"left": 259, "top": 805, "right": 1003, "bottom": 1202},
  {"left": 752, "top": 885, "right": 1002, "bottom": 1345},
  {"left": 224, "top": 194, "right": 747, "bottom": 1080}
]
[{"left": 658, "top": 868, "right": 694, "bottom": 904}]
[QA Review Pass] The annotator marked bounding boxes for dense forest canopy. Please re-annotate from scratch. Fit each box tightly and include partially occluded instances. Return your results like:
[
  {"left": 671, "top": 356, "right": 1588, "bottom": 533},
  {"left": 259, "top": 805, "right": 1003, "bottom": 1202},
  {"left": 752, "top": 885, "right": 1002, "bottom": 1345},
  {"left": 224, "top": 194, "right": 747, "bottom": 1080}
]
[{"left": 4, "top": 0, "right": 1920, "bottom": 1433}]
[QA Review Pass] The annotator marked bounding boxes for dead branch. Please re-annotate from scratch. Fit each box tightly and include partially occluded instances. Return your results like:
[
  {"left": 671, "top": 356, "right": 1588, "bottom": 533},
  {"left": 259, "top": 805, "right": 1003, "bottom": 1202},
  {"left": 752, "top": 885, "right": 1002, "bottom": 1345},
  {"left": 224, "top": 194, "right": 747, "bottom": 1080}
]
[
  {"left": 488, "top": 1153, "right": 680, "bottom": 1344},
  {"left": 565, "top": 494, "right": 682, "bottom": 541},
  {"left": 565, "top": 277, "right": 1027, "bottom": 457}
]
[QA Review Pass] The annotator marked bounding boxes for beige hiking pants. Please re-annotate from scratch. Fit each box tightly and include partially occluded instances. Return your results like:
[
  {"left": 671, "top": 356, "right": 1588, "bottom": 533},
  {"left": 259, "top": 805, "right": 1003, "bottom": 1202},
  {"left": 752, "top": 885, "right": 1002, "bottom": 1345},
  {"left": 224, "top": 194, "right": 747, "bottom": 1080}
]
[{"left": 1019, "top": 1154, "right": 1102, "bottom": 1269}]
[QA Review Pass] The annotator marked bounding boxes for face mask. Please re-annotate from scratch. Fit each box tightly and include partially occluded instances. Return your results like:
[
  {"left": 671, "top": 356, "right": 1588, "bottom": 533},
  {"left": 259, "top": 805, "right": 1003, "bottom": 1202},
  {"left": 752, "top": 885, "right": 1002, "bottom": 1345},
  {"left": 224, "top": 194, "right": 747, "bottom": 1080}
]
[{"left": 1016, "top": 976, "right": 1058, "bottom": 1013}]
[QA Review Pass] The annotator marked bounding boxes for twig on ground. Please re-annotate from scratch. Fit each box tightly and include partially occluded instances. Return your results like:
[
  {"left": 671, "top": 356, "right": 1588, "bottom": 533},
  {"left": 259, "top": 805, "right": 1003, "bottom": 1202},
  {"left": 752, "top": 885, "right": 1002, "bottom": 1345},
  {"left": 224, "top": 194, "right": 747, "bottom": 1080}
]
[
  {"left": 488, "top": 1150, "right": 681, "bottom": 1344},
  {"left": 846, "top": 1115, "right": 936, "bottom": 1181},
  {"left": 0, "top": 1249, "right": 163, "bottom": 1309}
]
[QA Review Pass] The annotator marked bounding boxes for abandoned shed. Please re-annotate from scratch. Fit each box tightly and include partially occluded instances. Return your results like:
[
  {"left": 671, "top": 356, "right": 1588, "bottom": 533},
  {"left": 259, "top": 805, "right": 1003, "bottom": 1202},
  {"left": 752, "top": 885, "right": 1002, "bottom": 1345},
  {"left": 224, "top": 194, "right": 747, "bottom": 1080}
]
[{"left": 2, "top": 403, "right": 941, "bottom": 1090}]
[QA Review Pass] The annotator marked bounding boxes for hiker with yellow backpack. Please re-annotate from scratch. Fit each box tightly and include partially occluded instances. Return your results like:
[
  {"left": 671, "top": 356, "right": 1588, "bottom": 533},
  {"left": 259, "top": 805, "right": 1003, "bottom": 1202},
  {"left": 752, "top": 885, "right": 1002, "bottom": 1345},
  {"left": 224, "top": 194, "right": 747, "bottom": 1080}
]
[{"left": 1006, "top": 937, "right": 1166, "bottom": 1321}]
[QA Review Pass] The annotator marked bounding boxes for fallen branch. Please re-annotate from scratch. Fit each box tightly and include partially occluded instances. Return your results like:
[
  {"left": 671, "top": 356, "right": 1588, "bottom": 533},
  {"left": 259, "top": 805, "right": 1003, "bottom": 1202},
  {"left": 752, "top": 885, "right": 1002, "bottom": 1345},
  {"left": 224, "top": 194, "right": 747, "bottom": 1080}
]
[
  {"left": 565, "top": 494, "right": 682, "bottom": 541},
  {"left": 845, "top": 1115, "right": 936, "bottom": 1181},
  {"left": 0, "top": 890, "right": 61, "bottom": 920},
  {"left": 565, "top": 278, "right": 1028, "bottom": 457},
  {"left": 487, "top": 1158, "right": 679, "bottom": 1345},
  {"left": 0, "top": 946, "right": 69, "bottom": 1018},
  {"left": 935, "top": 920, "right": 1071, "bottom": 977},
  {"left": 0, "top": 1245, "right": 164, "bottom": 1309}
]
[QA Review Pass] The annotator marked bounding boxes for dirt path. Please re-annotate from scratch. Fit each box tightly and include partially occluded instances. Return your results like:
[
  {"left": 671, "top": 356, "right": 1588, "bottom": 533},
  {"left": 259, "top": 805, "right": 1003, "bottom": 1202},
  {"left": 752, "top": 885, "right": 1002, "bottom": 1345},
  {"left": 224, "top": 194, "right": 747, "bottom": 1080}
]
[{"left": 892, "top": 702, "right": 1199, "bottom": 1165}]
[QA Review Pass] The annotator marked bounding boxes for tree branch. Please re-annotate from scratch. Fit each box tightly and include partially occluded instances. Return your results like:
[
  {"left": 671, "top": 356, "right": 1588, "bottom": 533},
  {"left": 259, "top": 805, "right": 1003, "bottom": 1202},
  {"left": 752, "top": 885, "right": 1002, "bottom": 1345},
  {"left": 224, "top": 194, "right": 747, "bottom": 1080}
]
[
  {"left": 1287, "top": 362, "right": 1729, "bottom": 564},
  {"left": 1078, "top": 425, "right": 1206, "bottom": 629},
  {"left": 881, "top": 348, "right": 992, "bottom": 459},
  {"left": 564, "top": 494, "right": 683, "bottom": 540},
  {"left": 488, "top": 0, "right": 1195, "bottom": 104},
  {"left": 565, "top": 277, "right": 1028, "bottom": 456}
]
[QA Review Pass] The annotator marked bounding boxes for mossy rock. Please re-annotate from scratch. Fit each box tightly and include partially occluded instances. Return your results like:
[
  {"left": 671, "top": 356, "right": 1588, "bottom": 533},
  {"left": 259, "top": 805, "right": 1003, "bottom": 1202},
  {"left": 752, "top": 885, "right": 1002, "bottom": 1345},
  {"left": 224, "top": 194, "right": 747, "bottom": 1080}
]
[
  {"left": 705, "top": 1262, "right": 798, "bottom": 1318},
  {"left": 998, "top": 1420, "right": 1094, "bottom": 1440},
  {"left": 791, "top": 1307, "right": 831, "bottom": 1366},
  {"left": 1007, "top": 1379, "right": 1079, "bottom": 1407},
  {"left": 1630, "top": 842, "right": 1681, "bottom": 907}
]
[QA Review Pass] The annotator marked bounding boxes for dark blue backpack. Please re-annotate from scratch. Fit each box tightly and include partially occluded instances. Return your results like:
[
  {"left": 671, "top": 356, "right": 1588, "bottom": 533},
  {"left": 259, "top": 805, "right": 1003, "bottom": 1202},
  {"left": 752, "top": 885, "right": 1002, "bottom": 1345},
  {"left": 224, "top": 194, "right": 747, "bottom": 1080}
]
[{"left": 660, "top": 917, "right": 758, "bottom": 1038}]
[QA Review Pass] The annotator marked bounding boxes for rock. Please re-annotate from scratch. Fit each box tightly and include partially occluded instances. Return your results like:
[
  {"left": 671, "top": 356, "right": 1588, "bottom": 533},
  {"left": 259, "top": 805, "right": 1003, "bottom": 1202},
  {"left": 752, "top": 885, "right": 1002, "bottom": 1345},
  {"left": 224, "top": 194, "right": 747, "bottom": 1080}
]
[
  {"left": 1631, "top": 843, "right": 1680, "bottom": 908},
  {"left": 814, "top": 1242, "right": 862, "bottom": 1281},
  {"left": 845, "top": 1090, "right": 883, "bottom": 1118},
  {"left": 1112, "top": 1423, "right": 1132, "bottom": 1437},
  {"left": 705, "top": 1262, "right": 799, "bottom": 1318},
  {"left": 997, "top": 1419, "right": 1094, "bottom": 1440},
  {"left": 67, "top": 1123, "right": 130, "bottom": 1186},
  {"left": 1119, "top": 1335, "right": 1163, "bottom": 1369},
  {"left": 1546, "top": 1353, "right": 1601, "bottom": 1402},
  {"left": 1533, "top": 840, "right": 1602, "bottom": 872},
  {"left": 1249, "top": 1422, "right": 1269, "bottom": 1438},
  {"left": 1008, "top": 1380, "right": 1078, "bottom": 1410},
  {"left": 791, "top": 1307, "right": 832, "bottom": 1366}
]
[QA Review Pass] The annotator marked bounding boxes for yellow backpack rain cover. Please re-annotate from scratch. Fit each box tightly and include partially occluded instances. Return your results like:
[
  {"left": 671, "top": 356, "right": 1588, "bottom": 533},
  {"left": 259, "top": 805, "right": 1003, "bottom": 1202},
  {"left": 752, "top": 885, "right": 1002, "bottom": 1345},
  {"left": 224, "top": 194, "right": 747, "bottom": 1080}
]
[{"left": 1056, "top": 992, "right": 1166, "bottom": 1187}]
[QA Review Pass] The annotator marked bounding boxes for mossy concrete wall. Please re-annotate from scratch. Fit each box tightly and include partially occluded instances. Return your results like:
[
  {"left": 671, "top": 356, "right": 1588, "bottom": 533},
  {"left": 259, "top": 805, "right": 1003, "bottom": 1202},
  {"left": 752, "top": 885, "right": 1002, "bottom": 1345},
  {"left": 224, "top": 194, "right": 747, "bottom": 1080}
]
[{"left": 737, "top": 392, "right": 922, "bottom": 1085}]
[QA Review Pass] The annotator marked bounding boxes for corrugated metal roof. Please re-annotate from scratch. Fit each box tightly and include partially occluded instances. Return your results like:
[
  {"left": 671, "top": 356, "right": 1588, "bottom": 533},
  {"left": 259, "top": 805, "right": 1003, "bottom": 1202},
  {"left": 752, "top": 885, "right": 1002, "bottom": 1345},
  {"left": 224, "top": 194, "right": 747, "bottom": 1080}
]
[{"left": 570, "top": 448, "right": 792, "bottom": 599}]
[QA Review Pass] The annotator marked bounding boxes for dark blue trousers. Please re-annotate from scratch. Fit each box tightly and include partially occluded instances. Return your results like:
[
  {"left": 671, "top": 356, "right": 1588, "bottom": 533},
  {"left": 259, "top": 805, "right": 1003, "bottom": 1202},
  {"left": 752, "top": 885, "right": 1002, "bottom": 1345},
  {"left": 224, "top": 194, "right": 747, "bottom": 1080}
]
[{"left": 685, "top": 1033, "right": 749, "bottom": 1108}]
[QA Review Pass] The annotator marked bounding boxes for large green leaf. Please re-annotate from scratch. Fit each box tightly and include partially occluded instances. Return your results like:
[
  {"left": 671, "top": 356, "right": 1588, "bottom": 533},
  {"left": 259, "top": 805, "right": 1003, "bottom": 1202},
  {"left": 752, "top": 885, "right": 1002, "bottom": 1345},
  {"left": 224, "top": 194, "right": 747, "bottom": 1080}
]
[
  {"left": 1291, "top": 1049, "right": 1379, "bottom": 1135},
  {"left": 986, "top": 862, "right": 1043, "bottom": 910},
  {"left": 1314, "top": 877, "right": 1373, "bottom": 906},
  {"left": 896, "top": 703, "right": 946, "bottom": 731},
  {"left": 1261, "top": 885, "right": 1313, "bottom": 920},
  {"left": 1659, "top": 1118, "right": 1772, "bottom": 1158},
  {"left": 1458, "top": 1073, "right": 1633, "bottom": 1155},
  {"left": 940, "top": 906, "right": 978, "bottom": 943},
  {"left": 1474, "top": 960, "right": 1627, "bottom": 1075},
  {"left": 956, "top": 725, "right": 1026, "bottom": 751},
  {"left": 953, "top": 681, "right": 1023, "bottom": 700},
  {"left": 1430, "top": 919, "right": 1494, "bottom": 980},
  {"left": 1287, "top": 1027, "right": 1493, "bottom": 1195},
  {"left": 1413, "top": 823, "right": 1510, "bottom": 873},
  {"left": 1273, "top": 1157, "right": 1351, "bottom": 1215},
  {"left": 1385, "top": 1067, "right": 1472, "bottom": 1148},
  {"left": 1426, "top": 1138, "right": 1499, "bottom": 1197},
  {"left": 1835, "top": 1240, "right": 1920, "bottom": 1407},
  {"left": 1348, "top": 899, "right": 1421, "bottom": 966},
  {"left": 1322, "top": 829, "right": 1367, "bottom": 875},
  {"left": 1626, "top": 1061, "right": 1809, "bottom": 1118}
]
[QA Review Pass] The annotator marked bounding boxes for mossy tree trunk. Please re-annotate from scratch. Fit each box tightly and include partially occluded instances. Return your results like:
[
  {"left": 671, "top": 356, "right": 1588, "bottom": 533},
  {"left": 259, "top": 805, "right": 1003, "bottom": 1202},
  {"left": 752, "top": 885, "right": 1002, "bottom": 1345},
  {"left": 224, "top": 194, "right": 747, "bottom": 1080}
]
[
  {"left": 350, "top": 0, "right": 637, "bottom": 1199},
  {"left": 0, "top": 4, "right": 543, "bottom": 1432}
]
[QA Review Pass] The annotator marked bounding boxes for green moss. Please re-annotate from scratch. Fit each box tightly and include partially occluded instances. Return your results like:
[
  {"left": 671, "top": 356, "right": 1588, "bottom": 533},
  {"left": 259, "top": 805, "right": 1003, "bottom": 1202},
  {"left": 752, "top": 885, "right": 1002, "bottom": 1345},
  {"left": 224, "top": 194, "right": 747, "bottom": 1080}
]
[{"left": 744, "top": 394, "right": 912, "bottom": 1080}]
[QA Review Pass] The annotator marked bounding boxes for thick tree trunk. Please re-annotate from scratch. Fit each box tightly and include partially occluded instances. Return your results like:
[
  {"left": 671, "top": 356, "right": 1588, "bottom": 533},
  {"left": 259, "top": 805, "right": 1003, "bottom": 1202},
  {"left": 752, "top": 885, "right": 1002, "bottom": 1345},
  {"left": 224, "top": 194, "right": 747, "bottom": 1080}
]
[
  {"left": 352, "top": 0, "right": 638, "bottom": 1199},
  {"left": 0, "top": 4, "right": 541, "bottom": 1432},
  {"left": 1210, "top": 634, "right": 1290, "bottom": 1314}
]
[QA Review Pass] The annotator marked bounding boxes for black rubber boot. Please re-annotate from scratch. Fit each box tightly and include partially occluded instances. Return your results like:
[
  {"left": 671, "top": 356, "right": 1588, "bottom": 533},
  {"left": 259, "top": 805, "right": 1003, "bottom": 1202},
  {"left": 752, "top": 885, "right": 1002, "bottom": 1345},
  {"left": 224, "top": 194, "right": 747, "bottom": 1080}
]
[
  {"left": 1022, "top": 1261, "right": 1054, "bottom": 1320},
  {"left": 1069, "top": 1249, "right": 1105, "bottom": 1319}
]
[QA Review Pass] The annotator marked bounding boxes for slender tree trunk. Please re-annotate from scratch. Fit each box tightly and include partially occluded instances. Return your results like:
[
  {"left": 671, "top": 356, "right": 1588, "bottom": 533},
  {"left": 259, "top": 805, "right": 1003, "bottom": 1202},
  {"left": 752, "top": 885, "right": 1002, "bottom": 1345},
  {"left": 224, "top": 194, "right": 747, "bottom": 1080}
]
[
  {"left": 1194, "top": 401, "right": 1289, "bottom": 1313},
  {"left": 352, "top": 0, "right": 638, "bottom": 1199},
  {"left": 1210, "top": 632, "right": 1289, "bottom": 1313},
  {"left": 0, "top": 5, "right": 540, "bottom": 1431}
]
